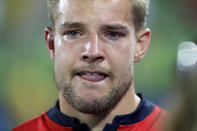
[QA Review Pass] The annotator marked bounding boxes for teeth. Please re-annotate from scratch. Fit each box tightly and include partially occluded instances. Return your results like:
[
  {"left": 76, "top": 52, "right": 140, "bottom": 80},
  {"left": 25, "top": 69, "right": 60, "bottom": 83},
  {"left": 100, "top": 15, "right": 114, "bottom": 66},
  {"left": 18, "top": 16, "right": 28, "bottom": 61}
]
[
  {"left": 93, "top": 73, "right": 99, "bottom": 76},
  {"left": 87, "top": 72, "right": 98, "bottom": 76},
  {"left": 80, "top": 72, "right": 101, "bottom": 76},
  {"left": 86, "top": 72, "right": 92, "bottom": 75}
]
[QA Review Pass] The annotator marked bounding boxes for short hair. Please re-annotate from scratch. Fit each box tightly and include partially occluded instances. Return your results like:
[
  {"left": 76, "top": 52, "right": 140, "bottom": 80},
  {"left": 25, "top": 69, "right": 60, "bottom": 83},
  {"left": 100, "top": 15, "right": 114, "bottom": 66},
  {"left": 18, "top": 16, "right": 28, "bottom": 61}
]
[{"left": 46, "top": 0, "right": 150, "bottom": 32}]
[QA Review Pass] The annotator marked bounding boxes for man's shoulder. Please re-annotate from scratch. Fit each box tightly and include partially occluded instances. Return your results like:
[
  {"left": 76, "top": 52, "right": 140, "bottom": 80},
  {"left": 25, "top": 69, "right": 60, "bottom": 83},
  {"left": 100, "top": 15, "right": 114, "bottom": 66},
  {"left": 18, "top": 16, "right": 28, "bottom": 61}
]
[
  {"left": 134, "top": 105, "right": 167, "bottom": 131},
  {"left": 144, "top": 105, "right": 167, "bottom": 130},
  {"left": 148, "top": 105, "right": 167, "bottom": 124},
  {"left": 154, "top": 105, "right": 167, "bottom": 116},
  {"left": 117, "top": 104, "right": 167, "bottom": 131},
  {"left": 12, "top": 111, "right": 73, "bottom": 131},
  {"left": 138, "top": 96, "right": 167, "bottom": 130},
  {"left": 12, "top": 112, "right": 48, "bottom": 131}
]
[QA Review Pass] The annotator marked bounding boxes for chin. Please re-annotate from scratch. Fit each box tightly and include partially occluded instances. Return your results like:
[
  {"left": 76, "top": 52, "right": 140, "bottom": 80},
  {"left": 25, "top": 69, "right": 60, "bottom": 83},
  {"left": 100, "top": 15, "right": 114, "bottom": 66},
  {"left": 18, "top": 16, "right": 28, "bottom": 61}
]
[
  {"left": 72, "top": 98, "right": 112, "bottom": 114},
  {"left": 59, "top": 70, "right": 133, "bottom": 114}
]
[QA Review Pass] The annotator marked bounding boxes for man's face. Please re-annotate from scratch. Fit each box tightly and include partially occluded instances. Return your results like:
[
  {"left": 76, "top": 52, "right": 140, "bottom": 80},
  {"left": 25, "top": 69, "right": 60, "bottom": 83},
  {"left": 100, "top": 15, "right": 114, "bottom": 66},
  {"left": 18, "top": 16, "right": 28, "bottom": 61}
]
[{"left": 50, "top": 0, "right": 144, "bottom": 113}]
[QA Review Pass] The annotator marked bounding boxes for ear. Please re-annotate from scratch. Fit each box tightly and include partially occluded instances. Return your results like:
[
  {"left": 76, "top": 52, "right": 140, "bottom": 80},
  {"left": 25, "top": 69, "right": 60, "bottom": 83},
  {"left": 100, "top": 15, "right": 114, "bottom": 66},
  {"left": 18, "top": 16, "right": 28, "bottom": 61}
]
[
  {"left": 45, "top": 27, "right": 55, "bottom": 60},
  {"left": 134, "top": 28, "right": 151, "bottom": 62}
]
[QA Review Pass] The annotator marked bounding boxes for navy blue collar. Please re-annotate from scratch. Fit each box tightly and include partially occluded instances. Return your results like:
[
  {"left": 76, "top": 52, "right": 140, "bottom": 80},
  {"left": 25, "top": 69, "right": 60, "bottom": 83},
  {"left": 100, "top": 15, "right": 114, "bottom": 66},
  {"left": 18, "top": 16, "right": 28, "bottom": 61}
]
[{"left": 47, "top": 93, "right": 155, "bottom": 131}]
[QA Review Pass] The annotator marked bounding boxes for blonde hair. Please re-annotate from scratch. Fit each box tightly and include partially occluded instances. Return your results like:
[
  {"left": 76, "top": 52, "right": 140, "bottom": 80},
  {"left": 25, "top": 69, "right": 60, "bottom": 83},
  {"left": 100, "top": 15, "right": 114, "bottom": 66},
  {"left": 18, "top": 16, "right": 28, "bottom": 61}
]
[{"left": 46, "top": 0, "right": 150, "bottom": 32}]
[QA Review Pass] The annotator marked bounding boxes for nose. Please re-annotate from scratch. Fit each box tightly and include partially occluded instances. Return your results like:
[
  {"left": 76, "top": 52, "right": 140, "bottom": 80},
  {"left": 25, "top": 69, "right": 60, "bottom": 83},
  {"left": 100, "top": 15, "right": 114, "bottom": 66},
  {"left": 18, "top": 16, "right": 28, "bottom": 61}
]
[{"left": 81, "top": 34, "right": 105, "bottom": 63}]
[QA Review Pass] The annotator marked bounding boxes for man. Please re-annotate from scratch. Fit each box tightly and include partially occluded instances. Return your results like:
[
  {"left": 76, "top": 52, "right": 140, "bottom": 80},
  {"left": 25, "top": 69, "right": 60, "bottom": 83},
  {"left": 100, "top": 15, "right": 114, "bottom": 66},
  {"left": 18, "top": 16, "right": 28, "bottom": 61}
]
[{"left": 13, "top": 0, "right": 166, "bottom": 130}]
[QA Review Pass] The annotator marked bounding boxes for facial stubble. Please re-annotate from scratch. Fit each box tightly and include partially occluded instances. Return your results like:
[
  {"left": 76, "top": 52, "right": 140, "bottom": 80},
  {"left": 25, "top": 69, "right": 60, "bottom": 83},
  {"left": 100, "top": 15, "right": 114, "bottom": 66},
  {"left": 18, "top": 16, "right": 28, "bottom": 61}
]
[{"left": 55, "top": 66, "right": 133, "bottom": 114}]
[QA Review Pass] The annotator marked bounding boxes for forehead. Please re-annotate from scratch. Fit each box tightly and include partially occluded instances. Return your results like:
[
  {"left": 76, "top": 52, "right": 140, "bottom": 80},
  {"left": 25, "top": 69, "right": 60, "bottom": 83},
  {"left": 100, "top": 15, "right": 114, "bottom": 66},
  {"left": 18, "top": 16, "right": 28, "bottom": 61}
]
[{"left": 56, "top": 0, "right": 133, "bottom": 27}]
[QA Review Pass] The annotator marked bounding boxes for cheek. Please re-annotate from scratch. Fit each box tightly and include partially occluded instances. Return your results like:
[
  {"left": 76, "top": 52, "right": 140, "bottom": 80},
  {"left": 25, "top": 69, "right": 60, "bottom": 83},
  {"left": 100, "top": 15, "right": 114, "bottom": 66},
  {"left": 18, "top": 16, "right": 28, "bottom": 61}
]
[
  {"left": 54, "top": 36, "right": 84, "bottom": 73},
  {"left": 54, "top": 40, "right": 74, "bottom": 74},
  {"left": 106, "top": 42, "right": 134, "bottom": 75}
]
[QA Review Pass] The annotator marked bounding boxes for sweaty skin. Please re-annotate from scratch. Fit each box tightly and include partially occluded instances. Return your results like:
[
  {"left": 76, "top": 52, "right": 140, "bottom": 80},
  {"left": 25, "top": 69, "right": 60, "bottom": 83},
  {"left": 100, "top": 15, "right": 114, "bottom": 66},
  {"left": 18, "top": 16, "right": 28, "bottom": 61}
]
[{"left": 45, "top": 0, "right": 151, "bottom": 130}]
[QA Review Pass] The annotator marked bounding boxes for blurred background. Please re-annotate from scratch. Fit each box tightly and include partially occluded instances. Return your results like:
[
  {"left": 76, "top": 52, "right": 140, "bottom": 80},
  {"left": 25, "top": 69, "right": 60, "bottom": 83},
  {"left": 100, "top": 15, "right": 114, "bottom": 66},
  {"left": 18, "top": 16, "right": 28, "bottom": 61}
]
[{"left": 0, "top": 0, "right": 196, "bottom": 130}]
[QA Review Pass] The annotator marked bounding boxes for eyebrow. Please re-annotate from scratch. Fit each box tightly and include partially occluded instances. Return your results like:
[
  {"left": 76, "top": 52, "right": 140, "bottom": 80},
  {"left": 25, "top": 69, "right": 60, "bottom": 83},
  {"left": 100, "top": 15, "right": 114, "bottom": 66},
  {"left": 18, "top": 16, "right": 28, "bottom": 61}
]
[
  {"left": 59, "top": 22, "right": 129, "bottom": 33},
  {"left": 59, "top": 22, "right": 86, "bottom": 29},
  {"left": 101, "top": 24, "right": 129, "bottom": 32}
]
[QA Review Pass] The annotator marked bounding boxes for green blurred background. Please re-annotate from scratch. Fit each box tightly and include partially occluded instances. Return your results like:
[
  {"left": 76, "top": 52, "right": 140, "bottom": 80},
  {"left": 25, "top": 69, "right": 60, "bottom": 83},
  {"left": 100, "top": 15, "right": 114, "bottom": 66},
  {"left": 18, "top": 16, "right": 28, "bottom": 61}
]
[{"left": 0, "top": 0, "right": 196, "bottom": 130}]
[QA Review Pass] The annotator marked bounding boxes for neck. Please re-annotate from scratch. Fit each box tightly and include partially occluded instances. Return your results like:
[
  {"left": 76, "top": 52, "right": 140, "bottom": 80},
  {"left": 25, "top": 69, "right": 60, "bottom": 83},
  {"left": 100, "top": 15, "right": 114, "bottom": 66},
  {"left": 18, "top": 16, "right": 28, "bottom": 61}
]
[{"left": 59, "top": 82, "right": 140, "bottom": 130}]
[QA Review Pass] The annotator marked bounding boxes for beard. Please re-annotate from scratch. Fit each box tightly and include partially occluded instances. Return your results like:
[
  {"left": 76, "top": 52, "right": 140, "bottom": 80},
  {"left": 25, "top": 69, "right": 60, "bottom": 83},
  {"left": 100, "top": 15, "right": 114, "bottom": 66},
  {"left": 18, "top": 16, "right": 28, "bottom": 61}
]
[{"left": 55, "top": 64, "right": 133, "bottom": 114}]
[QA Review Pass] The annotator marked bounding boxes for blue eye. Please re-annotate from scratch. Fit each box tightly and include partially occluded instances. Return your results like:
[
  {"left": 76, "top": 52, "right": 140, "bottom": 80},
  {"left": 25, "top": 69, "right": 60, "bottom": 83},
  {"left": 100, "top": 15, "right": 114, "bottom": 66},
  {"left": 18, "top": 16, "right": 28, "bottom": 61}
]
[
  {"left": 65, "top": 30, "right": 83, "bottom": 37},
  {"left": 105, "top": 31, "right": 125, "bottom": 40},
  {"left": 109, "top": 32, "right": 119, "bottom": 37},
  {"left": 68, "top": 31, "right": 79, "bottom": 36}
]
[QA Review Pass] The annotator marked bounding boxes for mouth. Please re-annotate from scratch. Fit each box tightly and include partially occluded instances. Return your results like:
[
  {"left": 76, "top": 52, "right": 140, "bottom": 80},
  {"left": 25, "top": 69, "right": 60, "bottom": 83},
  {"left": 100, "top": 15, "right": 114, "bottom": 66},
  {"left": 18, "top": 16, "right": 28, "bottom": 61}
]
[{"left": 76, "top": 71, "right": 108, "bottom": 82}]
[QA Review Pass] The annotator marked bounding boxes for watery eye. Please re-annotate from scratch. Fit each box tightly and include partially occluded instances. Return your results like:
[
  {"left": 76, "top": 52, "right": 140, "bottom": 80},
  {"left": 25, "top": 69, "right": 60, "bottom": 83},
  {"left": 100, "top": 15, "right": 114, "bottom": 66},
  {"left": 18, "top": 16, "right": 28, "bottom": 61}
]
[
  {"left": 69, "top": 31, "right": 79, "bottom": 36},
  {"left": 109, "top": 32, "right": 119, "bottom": 37},
  {"left": 105, "top": 32, "right": 125, "bottom": 40},
  {"left": 65, "top": 30, "right": 83, "bottom": 37}
]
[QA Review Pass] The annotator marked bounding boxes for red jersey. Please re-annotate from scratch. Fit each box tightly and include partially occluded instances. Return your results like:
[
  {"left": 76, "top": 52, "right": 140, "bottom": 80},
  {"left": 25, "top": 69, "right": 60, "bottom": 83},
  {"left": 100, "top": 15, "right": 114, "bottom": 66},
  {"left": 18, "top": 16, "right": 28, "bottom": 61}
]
[{"left": 13, "top": 93, "right": 166, "bottom": 131}]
